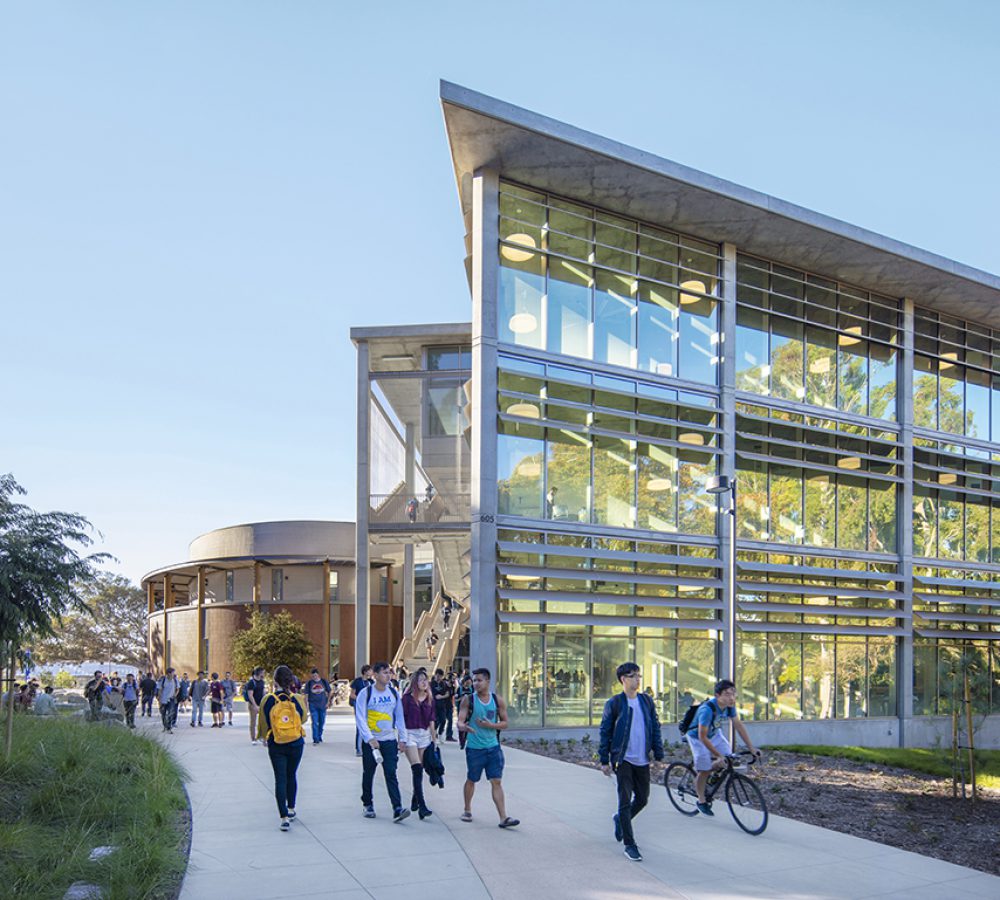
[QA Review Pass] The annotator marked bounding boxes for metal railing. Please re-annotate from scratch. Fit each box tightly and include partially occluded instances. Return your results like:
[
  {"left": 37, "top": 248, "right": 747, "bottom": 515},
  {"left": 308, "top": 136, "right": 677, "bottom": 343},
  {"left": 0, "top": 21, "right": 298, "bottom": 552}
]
[{"left": 370, "top": 491, "right": 470, "bottom": 526}]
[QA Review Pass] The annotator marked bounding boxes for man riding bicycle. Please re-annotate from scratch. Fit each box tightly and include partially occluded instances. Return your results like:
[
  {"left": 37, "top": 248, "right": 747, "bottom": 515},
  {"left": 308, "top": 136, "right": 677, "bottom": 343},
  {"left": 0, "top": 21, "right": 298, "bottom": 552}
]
[{"left": 685, "top": 679, "right": 760, "bottom": 816}]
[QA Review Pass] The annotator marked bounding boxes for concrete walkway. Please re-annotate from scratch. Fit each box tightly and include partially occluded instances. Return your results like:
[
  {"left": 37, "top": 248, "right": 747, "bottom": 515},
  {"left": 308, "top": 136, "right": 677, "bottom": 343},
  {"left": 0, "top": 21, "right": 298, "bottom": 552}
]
[{"left": 151, "top": 708, "right": 1000, "bottom": 900}]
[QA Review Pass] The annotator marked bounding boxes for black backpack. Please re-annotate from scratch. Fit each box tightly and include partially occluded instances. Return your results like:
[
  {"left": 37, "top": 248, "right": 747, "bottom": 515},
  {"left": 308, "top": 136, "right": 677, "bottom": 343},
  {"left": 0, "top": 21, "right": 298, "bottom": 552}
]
[{"left": 678, "top": 698, "right": 709, "bottom": 736}]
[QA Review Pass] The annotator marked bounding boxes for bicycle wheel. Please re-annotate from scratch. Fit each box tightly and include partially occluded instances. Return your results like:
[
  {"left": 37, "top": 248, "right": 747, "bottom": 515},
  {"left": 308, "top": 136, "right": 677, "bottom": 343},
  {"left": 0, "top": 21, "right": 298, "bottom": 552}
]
[
  {"left": 725, "top": 772, "right": 768, "bottom": 835},
  {"left": 664, "top": 762, "right": 700, "bottom": 816}
]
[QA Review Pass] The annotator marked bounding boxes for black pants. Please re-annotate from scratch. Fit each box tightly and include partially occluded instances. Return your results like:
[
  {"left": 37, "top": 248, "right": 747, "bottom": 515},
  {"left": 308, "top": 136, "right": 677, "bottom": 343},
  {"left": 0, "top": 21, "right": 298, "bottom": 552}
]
[
  {"left": 361, "top": 739, "right": 401, "bottom": 811},
  {"left": 124, "top": 700, "right": 137, "bottom": 727},
  {"left": 141, "top": 695, "right": 153, "bottom": 716},
  {"left": 159, "top": 699, "right": 176, "bottom": 730},
  {"left": 435, "top": 701, "right": 453, "bottom": 739},
  {"left": 615, "top": 761, "right": 651, "bottom": 848},
  {"left": 267, "top": 739, "right": 304, "bottom": 818}
]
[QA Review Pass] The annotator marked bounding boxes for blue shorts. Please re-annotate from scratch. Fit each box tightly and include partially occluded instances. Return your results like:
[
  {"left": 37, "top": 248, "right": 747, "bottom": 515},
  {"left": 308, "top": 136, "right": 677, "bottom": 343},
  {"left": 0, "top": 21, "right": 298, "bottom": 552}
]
[{"left": 466, "top": 745, "right": 504, "bottom": 782}]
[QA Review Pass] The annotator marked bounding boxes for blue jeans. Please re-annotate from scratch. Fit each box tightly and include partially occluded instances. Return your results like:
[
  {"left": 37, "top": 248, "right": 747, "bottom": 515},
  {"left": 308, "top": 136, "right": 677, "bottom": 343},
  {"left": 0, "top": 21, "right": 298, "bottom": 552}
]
[
  {"left": 267, "top": 739, "right": 304, "bottom": 818},
  {"left": 191, "top": 699, "right": 204, "bottom": 725},
  {"left": 310, "top": 705, "right": 326, "bottom": 742},
  {"left": 361, "top": 739, "right": 402, "bottom": 810}
]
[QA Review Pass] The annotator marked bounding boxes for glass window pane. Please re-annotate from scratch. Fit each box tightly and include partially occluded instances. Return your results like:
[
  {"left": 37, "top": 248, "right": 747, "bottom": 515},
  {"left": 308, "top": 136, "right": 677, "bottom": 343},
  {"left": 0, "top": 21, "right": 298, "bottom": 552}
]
[
  {"left": 737, "top": 636, "right": 768, "bottom": 720},
  {"left": 736, "top": 307, "right": 770, "bottom": 394},
  {"left": 678, "top": 451, "right": 715, "bottom": 535},
  {"left": 966, "top": 498, "right": 989, "bottom": 562},
  {"left": 544, "top": 631, "right": 590, "bottom": 726},
  {"left": 546, "top": 265, "right": 591, "bottom": 359},
  {"left": 938, "top": 492, "right": 963, "bottom": 559},
  {"left": 497, "top": 431, "right": 544, "bottom": 517},
  {"left": 637, "top": 442, "right": 677, "bottom": 533},
  {"left": 837, "top": 477, "right": 866, "bottom": 550},
  {"left": 869, "top": 343, "right": 897, "bottom": 421},
  {"left": 545, "top": 428, "right": 591, "bottom": 523},
  {"left": 676, "top": 637, "right": 716, "bottom": 706},
  {"left": 500, "top": 632, "right": 543, "bottom": 728},
  {"left": 913, "top": 641, "right": 936, "bottom": 715},
  {"left": 992, "top": 376, "right": 1000, "bottom": 443},
  {"left": 594, "top": 435, "right": 635, "bottom": 528},
  {"left": 737, "top": 464, "right": 768, "bottom": 540},
  {"left": 938, "top": 363, "right": 964, "bottom": 434},
  {"left": 593, "top": 634, "right": 634, "bottom": 723},
  {"left": 838, "top": 338, "right": 868, "bottom": 416},
  {"left": 805, "top": 474, "right": 836, "bottom": 547},
  {"left": 835, "top": 639, "right": 868, "bottom": 718},
  {"left": 499, "top": 264, "right": 544, "bottom": 349},
  {"left": 771, "top": 318, "right": 804, "bottom": 402},
  {"left": 635, "top": 635, "right": 677, "bottom": 723},
  {"left": 966, "top": 368, "right": 990, "bottom": 439},
  {"left": 806, "top": 327, "right": 837, "bottom": 409},
  {"left": 594, "top": 269, "right": 635, "bottom": 368},
  {"left": 771, "top": 466, "right": 803, "bottom": 544},
  {"left": 679, "top": 296, "right": 717, "bottom": 385},
  {"left": 913, "top": 491, "right": 938, "bottom": 557},
  {"left": 868, "top": 638, "right": 896, "bottom": 717},
  {"left": 870, "top": 482, "right": 897, "bottom": 554},
  {"left": 638, "top": 282, "right": 677, "bottom": 376},
  {"left": 913, "top": 355, "right": 938, "bottom": 430},
  {"left": 769, "top": 637, "right": 803, "bottom": 719},
  {"left": 803, "top": 637, "right": 835, "bottom": 719}
]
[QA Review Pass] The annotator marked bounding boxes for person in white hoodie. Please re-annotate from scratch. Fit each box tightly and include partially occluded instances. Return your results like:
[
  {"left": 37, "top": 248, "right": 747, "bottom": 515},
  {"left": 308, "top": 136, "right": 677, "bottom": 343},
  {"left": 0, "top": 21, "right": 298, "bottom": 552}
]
[{"left": 355, "top": 661, "right": 409, "bottom": 822}]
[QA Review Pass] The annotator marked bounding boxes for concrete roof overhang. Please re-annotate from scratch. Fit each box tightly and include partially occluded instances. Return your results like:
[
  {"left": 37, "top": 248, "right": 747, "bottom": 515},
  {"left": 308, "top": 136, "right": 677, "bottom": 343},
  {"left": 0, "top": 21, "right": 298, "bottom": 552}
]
[
  {"left": 140, "top": 553, "right": 396, "bottom": 586},
  {"left": 441, "top": 81, "right": 1000, "bottom": 326}
]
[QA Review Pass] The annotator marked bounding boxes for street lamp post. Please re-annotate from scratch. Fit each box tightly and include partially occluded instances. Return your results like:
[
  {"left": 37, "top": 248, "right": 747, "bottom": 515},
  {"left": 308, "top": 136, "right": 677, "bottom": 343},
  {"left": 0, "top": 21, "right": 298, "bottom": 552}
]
[{"left": 706, "top": 475, "right": 737, "bottom": 682}]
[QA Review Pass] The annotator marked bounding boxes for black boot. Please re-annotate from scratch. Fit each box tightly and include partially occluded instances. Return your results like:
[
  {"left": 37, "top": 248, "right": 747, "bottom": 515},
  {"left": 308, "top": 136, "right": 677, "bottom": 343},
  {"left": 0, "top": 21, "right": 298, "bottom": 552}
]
[{"left": 411, "top": 763, "right": 432, "bottom": 819}]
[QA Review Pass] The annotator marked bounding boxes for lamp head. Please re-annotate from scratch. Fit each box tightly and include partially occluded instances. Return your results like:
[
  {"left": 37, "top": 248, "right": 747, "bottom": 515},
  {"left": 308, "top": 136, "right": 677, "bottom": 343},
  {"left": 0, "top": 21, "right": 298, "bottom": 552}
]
[{"left": 706, "top": 474, "right": 733, "bottom": 495}]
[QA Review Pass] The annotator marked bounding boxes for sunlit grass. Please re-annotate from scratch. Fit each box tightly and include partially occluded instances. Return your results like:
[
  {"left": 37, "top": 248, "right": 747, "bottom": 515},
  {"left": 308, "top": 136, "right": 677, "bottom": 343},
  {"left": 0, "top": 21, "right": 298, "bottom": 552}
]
[
  {"left": 779, "top": 744, "right": 1000, "bottom": 791},
  {"left": 0, "top": 715, "right": 188, "bottom": 899}
]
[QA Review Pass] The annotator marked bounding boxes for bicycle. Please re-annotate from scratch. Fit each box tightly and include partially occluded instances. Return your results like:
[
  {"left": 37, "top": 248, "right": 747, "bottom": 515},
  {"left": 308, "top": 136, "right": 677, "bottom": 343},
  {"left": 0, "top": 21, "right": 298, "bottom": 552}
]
[{"left": 664, "top": 749, "right": 768, "bottom": 835}]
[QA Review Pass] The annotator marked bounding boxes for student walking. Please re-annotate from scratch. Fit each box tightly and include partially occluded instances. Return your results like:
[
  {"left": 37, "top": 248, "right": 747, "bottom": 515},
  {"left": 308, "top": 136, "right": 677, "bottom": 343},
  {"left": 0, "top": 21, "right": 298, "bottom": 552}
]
[
  {"left": 84, "top": 670, "right": 107, "bottom": 721},
  {"left": 355, "top": 661, "right": 409, "bottom": 822},
  {"left": 455, "top": 674, "right": 474, "bottom": 749},
  {"left": 598, "top": 661, "right": 664, "bottom": 862},
  {"left": 221, "top": 672, "right": 237, "bottom": 726},
  {"left": 243, "top": 667, "right": 267, "bottom": 744},
  {"left": 457, "top": 668, "right": 518, "bottom": 828},
  {"left": 402, "top": 670, "right": 436, "bottom": 819},
  {"left": 258, "top": 665, "right": 309, "bottom": 832},
  {"left": 431, "top": 669, "right": 456, "bottom": 741},
  {"left": 209, "top": 673, "right": 225, "bottom": 727},
  {"left": 156, "top": 668, "right": 179, "bottom": 733},
  {"left": 349, "top": 665, "right": 373, "bottom": 756},
  {"left": 139, "top": 671, "right": 156, "bottom": 717},
  {"left": 303, "top": 668, "right": 332, "bottom": 744},
  {"left": 190, "top": 672, "right": 209, "bottom": 727},
  {"left": 177, "top": 674, "right": 190, "bottom": 716},
  {"left": 122, "top": 673, "right": 139, "bottom": 728}
]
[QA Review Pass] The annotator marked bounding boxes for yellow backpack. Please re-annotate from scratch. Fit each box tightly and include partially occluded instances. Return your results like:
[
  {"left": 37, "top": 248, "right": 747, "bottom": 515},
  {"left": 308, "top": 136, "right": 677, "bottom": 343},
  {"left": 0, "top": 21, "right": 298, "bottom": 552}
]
[{"left": 265, "top": 692, "right": 303, "bottom": 743}]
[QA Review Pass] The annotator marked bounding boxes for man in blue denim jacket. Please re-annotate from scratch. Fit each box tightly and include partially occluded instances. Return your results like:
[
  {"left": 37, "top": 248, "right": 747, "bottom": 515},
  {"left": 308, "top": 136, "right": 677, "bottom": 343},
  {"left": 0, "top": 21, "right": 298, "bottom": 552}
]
[{"left": 599, "top": 662, "right": 664, "bottom": 862}]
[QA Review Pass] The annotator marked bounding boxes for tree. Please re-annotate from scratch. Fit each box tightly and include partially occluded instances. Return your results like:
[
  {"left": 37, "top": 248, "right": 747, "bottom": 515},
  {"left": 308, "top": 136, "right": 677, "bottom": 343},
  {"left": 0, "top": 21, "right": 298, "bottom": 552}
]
[
  {"left": 0, "top": 474, "right": 108, "bottom": 758},
  {"left": 230, "top": 608, "right": 313, "bottom": 681},
  {"left": 35, "top": 572, "right": 147, "bottom": 668}
]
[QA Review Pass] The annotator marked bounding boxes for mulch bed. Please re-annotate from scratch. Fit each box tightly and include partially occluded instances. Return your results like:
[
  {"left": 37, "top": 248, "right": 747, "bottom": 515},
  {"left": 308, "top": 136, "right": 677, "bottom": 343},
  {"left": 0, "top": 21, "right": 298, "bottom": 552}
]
[{"left": 513, "top": 738, "right": 999, "bottom": 876}]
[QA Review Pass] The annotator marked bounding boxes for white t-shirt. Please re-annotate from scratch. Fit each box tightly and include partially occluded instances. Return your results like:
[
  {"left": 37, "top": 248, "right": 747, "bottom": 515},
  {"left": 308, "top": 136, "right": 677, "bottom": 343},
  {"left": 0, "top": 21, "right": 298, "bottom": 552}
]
[{"left": 624, "top": 695, "right": 648, "bottom": 766}]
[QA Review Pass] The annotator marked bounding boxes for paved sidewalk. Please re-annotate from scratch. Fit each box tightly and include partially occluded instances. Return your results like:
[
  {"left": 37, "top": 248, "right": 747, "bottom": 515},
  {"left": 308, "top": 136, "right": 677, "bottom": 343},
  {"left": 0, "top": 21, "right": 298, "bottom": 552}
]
[{"left": 150, "top": 709, "right": 1000, "bottom": 899}]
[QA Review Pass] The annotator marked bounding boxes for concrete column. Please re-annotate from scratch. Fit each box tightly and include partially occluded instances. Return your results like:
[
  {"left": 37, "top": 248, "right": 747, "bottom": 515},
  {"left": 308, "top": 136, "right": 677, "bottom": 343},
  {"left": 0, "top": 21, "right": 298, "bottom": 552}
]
[
  {"left": 403, "top": 543, "right": 415, "bottom": 640},
  {"left": 469, "top": 167, "right": 500, "bottom": 676},
  {"left": 404, "top": 423, "right": 416, "bottom": 501},
  {"left": 355, "top": 339, "right": 372, "bottom": 669},
  {"left": 719, "top": 243, "right": 739, "bottom": 682},
  {"left": 196, "top": 566, "right": 205, "bottom": 672},
  {"left": 322, "top": 560, "right": 331, "bottom": 677},
  {"left": 252, "top": 562, "right": 261, "bottom": 609},
  {"left": 163, "top": 574, "right": 172, "bottom": 671},
  {"left": 898, "top": 298, "right": 915, "bottom": 747}
]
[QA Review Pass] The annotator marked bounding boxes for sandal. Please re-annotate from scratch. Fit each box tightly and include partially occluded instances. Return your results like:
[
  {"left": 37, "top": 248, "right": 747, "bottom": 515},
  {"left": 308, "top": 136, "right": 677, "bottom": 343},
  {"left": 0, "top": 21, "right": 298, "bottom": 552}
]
[
  {"left": 460, "top": 811, "right": 472, "bottom": 823},
  {"left": 498, "top": 817, "right": 520, "bottom": 829}
]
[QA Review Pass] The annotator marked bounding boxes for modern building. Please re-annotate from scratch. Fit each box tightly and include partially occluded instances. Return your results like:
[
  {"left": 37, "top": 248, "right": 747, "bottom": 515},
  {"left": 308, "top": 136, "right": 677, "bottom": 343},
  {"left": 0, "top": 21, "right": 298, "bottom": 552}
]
[
  {"left": 354, "top": 83, "right": 1000, "bottom": 746},
  {"left": 143, "top": 521, "right": 412, "bottom": 679}
]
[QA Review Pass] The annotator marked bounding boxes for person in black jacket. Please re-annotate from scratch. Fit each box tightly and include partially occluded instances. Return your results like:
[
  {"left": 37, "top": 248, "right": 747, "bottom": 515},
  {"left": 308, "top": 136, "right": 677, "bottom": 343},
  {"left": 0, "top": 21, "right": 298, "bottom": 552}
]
[
  {"left": 598, "top": 662, "right": 663, "bottom": 863},
  {"left": 139, "top": 672, "right": 157, "bottom": 717}
]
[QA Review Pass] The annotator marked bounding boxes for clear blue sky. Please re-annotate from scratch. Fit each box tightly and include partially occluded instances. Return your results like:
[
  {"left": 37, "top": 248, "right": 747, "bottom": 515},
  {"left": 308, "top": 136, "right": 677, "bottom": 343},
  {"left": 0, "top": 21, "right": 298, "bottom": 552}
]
[{"left": 3, "top": 1, "right": 999, "bottom": 582}]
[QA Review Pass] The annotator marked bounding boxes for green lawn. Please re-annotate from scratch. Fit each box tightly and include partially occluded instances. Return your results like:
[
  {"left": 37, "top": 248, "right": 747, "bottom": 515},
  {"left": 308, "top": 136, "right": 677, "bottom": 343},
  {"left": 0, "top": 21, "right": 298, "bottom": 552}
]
[
  {"left": 0, "top": 714, "right": 188, "bottom": 899},
  {"left": 779, "top": 744, "right": 1000, "bottom": 790}
]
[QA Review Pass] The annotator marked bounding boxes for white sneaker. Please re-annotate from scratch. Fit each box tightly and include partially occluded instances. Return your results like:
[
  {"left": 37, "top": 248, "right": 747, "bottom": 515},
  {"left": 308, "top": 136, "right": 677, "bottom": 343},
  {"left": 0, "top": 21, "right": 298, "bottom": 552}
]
[
  {"left": 280, "top": 818, "right": 290, "bottom": 832},
  {"left": 251, "top": 739, "right": 259, "bottom": 745}
]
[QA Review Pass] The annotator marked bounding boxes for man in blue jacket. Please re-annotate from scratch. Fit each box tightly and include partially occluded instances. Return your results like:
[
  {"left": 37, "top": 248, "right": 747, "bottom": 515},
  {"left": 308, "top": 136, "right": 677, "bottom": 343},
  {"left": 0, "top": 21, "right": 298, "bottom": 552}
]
[{"left": 599, "top": 662, "right": 663, "bottom": 862}]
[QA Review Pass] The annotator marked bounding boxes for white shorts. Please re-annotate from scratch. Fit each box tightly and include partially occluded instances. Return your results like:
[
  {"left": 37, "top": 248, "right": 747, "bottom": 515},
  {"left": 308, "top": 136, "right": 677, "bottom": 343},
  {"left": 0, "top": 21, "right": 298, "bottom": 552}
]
[
  {"left": 687, "top": 731, "right": 731, "bottom": 772},
  {"left": 405, "top": 728, "right": 432, "bottom": 749}
]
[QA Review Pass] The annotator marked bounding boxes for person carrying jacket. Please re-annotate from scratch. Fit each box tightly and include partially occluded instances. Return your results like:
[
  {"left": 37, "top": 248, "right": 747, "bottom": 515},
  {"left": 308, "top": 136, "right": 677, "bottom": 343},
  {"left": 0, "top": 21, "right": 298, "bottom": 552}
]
[
  {"left": 598, "top": 661, "right": 664, "bottom": 863},
  {"left": 190, "top": 672, "right": 209, "bottom": 727}
]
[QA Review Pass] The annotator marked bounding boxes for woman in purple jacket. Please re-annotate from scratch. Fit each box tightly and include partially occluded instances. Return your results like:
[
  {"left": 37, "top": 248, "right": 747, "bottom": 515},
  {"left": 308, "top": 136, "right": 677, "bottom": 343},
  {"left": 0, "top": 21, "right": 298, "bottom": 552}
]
[{"left": 402, "top": 670, "right": 436, "bottom": 819}]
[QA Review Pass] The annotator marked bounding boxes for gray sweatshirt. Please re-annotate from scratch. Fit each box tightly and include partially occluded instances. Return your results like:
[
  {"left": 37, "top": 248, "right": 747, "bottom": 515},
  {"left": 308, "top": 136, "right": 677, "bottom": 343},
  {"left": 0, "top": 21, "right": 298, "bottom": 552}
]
[{"left": 191, "top": 679, "right": 210, "bottom": 702}]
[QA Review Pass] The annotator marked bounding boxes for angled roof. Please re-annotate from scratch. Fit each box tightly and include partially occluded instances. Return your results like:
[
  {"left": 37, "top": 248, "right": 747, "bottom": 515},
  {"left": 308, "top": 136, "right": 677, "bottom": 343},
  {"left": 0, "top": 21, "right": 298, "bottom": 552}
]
[{"left": 441, "top": 81, "right": 1000, "bottom": 326}]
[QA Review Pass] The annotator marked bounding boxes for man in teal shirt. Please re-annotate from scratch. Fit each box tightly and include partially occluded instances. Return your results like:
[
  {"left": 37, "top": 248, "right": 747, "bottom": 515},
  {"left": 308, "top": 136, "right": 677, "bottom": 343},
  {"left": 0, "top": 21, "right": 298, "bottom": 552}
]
[{"left": 457, "top": 668, "right": 519, "bottom": 828}]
